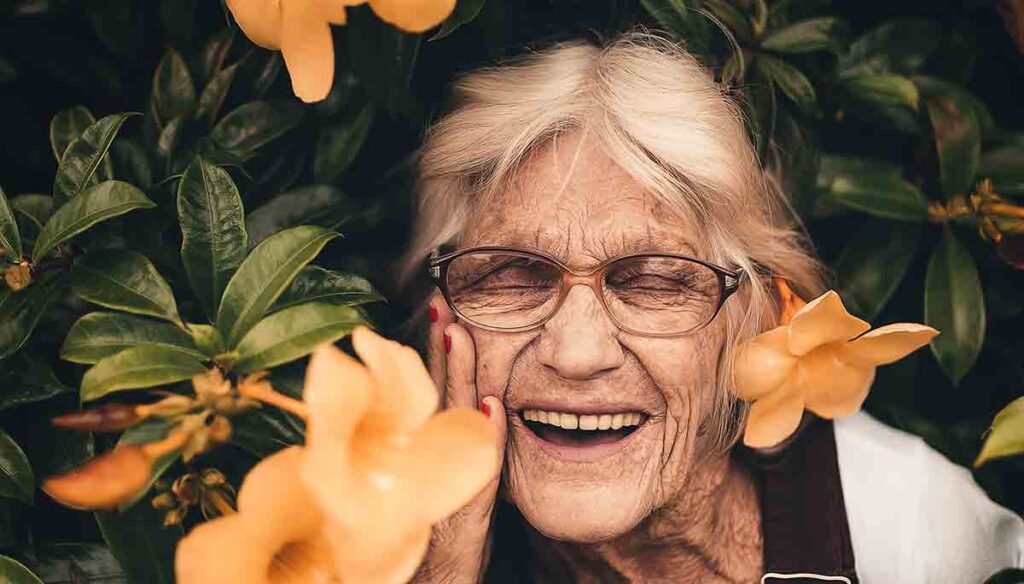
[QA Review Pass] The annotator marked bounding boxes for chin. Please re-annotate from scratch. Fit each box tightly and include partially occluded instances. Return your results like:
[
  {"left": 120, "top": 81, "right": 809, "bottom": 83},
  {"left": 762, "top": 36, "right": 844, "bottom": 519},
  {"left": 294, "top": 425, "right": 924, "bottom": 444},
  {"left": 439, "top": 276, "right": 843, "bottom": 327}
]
[{"left": 515, "top": 482, "right": 652, "bottom": 542}]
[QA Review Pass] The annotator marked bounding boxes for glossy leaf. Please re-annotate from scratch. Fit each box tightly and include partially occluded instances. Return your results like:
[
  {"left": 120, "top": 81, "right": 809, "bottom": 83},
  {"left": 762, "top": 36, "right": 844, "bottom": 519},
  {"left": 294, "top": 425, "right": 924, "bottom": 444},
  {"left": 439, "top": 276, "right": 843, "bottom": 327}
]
[
  {"left": 235, "top": 303, "right": 365, "bottom": 372},
  {"left": 217, "top": 226, "right": 339, "bottom": 346},
  {"left": 52, "top": 113, "right": 135, "bottom": 205},
  {"left": 0, "top": 272, "right": 67, "bottom": 360},
  {"left": 9, "top": 194, "right": 54, "bottom": 232},
  {"left": 0, "top": 428, "right": 34, "bottom": 504},
  {"left": 96, "top": 504, "right": 177, "bottom": 584},
  {"left": 762, "top": 17, "right": 849, "bottom": 54},
  {"left": 818, "top": 156, "right": 929, "bottom": 221},
  {"left": 0, "top": 556, "right": 42, "bottom": 584},
  {"left": 71, "top": 250, "right": 180, "bottom": 324},
  {"left": 917, "top": 78, "right": 982, "bottom": 196},
  {"left": 274, "top": 266, "right": 383, "bottom": 311},
  {"left": 925, "top": 228, "right": 985, "bottom": 385},
  {"left": 838, "top": 74, "right": 919, "bottom": 111},
  {"left": 61, "top": 312, "right": 200, "bottom": 364},
  {"left": 187, "top": 323, "right": 224, "bottom": 357},
  {"left": 196, "top": 62, "right": 239, "bottom": 125},
  {"left": 33, "top": 180, "right": 154, "bottom": 262},
  {"left": 701, "top": 0, "right": 752, "bottom": 45},
  {"left": 0, "top": 353, "right": 74, "bottom": 411},
  {"left": 81, "top": 345, "right": 206, "bottom": 401},
  {"left": 231, "top": 407, "right": 304, "bottom": 457},
  {"left": 430, "top": 0, "right": 485, "bottom": 40},
  {"left": 245, "top": 185, "right": 354, "bottom": 246},
  {"left": 639, "top": 0, "right": 711, "bottom": 59},
  {"left": 313, "top": 101, "right": 374, "bottom": 183},
  {"left": 49, "top": 106, "right": 96, "bottom": 163},
  {"left": 20, "top": 544, "right": 124, "bottom": 583},
  {"left": 838, "top": 19, "right": 941, "bottom": 76},
  {"left": 756, "top": 54, "right": 816, "bottom": 113},
  {"left": 0, "top": 187, "right": 21, "bottom": 261},
  {"left": 177, "top": 157, "right": 248, "bottom": 320},
  {"left": 210, "top": 100, "right": 303, "bottom": 155},
  {"left": 197, "top": 29, "right": 235, "bottom": 85},
  {"left": 347, "top": 6, "right": 423, "bottom": 111},
  {"left": 976, "top": 396, "right": 1024, "bottom": 467},
  {"left": 979, "top": 143, "right": 1024, "bottom": 196},
  {"left": 150, "top": 49, "right": 196, "bottom": 127},
  {"left": 835, "top": 221, "right": 921, "bottom": 321}
]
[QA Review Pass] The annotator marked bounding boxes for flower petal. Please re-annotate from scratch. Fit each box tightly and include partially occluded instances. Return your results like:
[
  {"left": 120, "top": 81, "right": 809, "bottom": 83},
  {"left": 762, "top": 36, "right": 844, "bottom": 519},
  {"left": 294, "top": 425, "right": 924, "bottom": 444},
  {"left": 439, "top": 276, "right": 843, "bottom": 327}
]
[
  {"left": 225, "top": 0, "right": 283, "bottom": 49},
  {"left": 800, "top": 345, "right": 876, "bottom": 419},
  {"left": 732, "top": 327, "right": 797, "bottom": 401},
  {"left": 352, "top": 326, "right": 439, "bottom": 434},
  {"left": 281, "top": 0, "right": 335, "bottom": 102},
  {"left": 304, "top": 344, "right": 373, "bottom": 441},
  {"left": 176, "top": 516, "right": 270, "bottom": 583},
  {"left": 324, "top": 518, "right": 431, "bottom": 584},
  {"left": 743, "top": 387, "right": 805, "bottom": 448},
  {"left": 317, "top": 0, "right": 363, "bottom": 24},
  {"left": 368, "top": 0, "right": 457, "bottom": 32},
  {"left": 787, "top": 291, "right": 870, "bottom": 356},
  {"left": 842, "top": 323, "right": 939, "bottom": 367}
]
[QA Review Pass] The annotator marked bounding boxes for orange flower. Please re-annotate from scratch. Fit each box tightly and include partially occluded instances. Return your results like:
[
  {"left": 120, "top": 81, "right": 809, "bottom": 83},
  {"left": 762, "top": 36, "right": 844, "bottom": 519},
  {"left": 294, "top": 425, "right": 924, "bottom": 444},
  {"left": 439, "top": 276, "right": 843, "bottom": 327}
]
[
  {"left": 225, "top": 0, "right": 456, "bottom": 102},
  {"left": 732, "top": 291, "right": 938, "bottom": 448},
  {"left": 175, "top": 326, "right": 498, "bottom": 584}
]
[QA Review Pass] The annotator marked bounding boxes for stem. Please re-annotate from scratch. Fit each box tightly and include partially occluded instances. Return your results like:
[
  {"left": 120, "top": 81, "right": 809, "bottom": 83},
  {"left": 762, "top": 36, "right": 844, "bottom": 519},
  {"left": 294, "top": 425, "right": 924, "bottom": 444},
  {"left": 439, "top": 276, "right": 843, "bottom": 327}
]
[
  {"left": 986, "top": 203, "right": 1024, "bottom": 219},
  {"left": 237, "top": 381, "right": 309, "bottom": 421},
  {"left": 205, "top": 489, "right": 237, "bottom": 517}
]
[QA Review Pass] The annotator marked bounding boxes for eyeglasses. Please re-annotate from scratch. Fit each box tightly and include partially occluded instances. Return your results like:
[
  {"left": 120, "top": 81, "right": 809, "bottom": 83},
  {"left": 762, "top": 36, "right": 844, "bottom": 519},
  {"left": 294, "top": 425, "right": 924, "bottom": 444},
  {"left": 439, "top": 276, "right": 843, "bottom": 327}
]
[{"left": 427, "top": 246, "right": 744, "bottom": 338}]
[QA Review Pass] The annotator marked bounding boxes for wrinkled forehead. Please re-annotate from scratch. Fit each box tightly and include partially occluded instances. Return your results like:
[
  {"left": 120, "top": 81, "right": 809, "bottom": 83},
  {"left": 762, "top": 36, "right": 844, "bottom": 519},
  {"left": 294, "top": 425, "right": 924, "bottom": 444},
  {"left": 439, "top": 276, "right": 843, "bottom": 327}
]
[{"left": 460, "top": 132, "right": 700, "bottom": 266}]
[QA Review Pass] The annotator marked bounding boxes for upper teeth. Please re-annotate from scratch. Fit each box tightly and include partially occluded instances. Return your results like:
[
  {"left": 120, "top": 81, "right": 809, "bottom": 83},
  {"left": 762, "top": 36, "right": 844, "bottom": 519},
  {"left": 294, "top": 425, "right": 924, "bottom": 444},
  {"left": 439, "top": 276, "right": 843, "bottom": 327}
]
[{"left": 522, "top": 410, "right": 644, "bottom": 431}]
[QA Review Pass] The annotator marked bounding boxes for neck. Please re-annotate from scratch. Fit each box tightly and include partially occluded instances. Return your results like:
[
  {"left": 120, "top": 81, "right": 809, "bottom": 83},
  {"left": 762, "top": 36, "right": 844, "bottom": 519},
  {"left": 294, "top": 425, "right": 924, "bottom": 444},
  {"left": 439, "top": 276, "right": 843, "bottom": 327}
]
[{"left": 526, "top": 454, "right": 763, "bottom": 583}]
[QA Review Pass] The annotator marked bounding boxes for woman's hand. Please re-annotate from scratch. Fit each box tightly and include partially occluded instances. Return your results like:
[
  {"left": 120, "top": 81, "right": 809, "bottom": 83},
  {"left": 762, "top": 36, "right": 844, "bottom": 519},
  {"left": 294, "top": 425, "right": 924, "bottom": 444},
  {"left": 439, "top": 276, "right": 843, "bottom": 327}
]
[{"left": 415, "top": 294, "right": 507, "bottom": 583}]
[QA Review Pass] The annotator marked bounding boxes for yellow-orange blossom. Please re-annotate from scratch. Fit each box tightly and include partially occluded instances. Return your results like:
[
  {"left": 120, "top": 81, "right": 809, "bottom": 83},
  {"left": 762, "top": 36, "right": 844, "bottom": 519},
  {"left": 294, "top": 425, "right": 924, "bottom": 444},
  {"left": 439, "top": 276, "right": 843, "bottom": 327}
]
[
  {"left": 175, "top": 326, "right": 499, "bottom": 583},
  {"left": 732, "top": 290, "right": 939, "bottom": 448},
  {"left": 225, "top": 0, "right": 456, "bottom": 102}
]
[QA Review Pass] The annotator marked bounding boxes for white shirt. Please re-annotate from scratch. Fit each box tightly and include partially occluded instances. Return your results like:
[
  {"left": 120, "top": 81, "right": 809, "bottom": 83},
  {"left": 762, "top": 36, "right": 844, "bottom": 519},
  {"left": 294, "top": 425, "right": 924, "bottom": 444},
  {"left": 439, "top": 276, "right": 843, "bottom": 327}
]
[{"left": 834, "top": 412, "right": 1024, "bottom": 584}]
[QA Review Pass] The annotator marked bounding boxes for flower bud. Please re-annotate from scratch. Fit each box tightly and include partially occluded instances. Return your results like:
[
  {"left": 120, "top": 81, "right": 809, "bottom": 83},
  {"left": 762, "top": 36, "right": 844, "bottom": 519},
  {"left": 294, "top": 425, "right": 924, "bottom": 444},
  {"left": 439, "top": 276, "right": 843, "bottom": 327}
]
[
  {"left": 3, "top": 263, "right": 32, "bottom": 291},
  {"left": 43, "top": 447, "right": 153, "bottom": 510},
  {"left": 52, "top": 404, "right": 141, "bottom": 432}
]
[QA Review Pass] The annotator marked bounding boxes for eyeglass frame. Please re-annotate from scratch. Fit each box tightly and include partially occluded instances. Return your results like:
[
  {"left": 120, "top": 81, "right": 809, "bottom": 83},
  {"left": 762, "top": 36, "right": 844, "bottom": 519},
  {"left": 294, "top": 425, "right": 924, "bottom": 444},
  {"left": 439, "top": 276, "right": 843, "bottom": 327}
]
[{"left": 427, "top": 245, "right": 745, "bottom": 338}]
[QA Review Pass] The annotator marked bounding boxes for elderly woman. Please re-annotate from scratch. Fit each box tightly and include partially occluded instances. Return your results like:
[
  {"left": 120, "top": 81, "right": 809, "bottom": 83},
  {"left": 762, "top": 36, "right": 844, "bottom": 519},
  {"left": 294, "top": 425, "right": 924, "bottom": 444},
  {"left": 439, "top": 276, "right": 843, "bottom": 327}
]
[{"left": 406, "top": 34, "right": 1024, "bottom": 583}]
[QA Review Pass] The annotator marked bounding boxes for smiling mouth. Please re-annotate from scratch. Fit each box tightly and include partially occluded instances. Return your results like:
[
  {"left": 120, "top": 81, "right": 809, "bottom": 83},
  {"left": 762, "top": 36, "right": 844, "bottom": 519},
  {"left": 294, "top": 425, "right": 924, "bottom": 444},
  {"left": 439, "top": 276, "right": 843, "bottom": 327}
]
[{"left": 519, "top": 409, "right": 647, "bottom": 448}]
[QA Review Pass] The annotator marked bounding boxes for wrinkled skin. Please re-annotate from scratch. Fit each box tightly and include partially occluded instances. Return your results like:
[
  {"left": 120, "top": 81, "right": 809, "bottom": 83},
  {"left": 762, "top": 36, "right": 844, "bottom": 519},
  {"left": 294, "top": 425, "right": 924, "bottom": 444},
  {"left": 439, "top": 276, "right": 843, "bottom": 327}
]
[{"left": 417, "top": 131, "right": 762, "bottom": 583}]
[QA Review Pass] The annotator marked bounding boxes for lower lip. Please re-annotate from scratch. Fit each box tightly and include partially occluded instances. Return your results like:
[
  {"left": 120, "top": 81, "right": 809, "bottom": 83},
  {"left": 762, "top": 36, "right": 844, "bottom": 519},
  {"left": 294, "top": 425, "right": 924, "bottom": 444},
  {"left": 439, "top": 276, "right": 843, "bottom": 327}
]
[{"left": 514, "top": 415, "right": 648, "bottom": 463}]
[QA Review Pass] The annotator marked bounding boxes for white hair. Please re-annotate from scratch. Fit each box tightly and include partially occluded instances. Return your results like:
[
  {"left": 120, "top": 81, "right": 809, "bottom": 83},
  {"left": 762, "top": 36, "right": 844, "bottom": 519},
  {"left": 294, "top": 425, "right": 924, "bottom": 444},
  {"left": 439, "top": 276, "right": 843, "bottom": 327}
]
[{"left": 406, "top": 32, "right": 825, "bottom": 456}]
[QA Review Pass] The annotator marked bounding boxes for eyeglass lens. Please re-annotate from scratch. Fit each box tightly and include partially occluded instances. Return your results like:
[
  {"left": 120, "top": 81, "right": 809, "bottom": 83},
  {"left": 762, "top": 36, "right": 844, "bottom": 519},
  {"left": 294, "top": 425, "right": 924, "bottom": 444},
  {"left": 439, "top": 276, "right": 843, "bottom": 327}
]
[{"left": 445, "top": 252, "right": 721, "bottom": 335}]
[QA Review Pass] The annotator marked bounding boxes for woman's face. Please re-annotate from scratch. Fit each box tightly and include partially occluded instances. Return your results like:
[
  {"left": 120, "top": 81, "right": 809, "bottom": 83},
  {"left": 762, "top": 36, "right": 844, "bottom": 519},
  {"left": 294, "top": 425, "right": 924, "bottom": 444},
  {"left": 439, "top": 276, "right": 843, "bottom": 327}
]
[{"left": 459, "top": 131, "right": 728, "bottom": 542}]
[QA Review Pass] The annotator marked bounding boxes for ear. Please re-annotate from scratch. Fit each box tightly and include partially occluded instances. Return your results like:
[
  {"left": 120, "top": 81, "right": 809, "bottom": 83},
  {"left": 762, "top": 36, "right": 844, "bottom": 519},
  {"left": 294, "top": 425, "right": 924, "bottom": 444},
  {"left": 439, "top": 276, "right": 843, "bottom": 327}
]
[{"left": 772, "top": 276, "right": 807, "bottom": 325}]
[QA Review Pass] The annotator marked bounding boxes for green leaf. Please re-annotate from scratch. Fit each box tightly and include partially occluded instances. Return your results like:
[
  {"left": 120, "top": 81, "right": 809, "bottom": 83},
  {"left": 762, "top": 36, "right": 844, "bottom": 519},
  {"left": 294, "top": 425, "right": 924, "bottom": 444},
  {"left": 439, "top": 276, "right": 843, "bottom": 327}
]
[
  {"left": 985, "top": 568, "right": 1024, "bottom": 584},
  {"left": 979, "top": 143, "right": 1024, "bottom": 196},
  {"left": 231, "top": 407, "right": 304, "bottom": 457},
  {"left": 0, "top": 352, "right": 74, "bottom": 411},
  {"left": 177, "top": 157, "right": 248, "bottom": 320},
  {"left": 701, "top": 0, "right": 753, "bottom": 46},
  {"left": 818, "top": 156, "right": 929, "bottom": 221},
  {"left": 49, "top": 106, "right": 97, "bottom": 163},
  {"left": 112, "top": 137, "right": 154, "bottom": 190},
  {"left": 274, "top": 266, "right": 383, "bottom": 312},
  {"left": 347, "top": 6, "right": 422, "bottom": 112},
  {"left": 0, "top": 428, "right": 34, "bottom": 504},
  {"left": 0, "top": 272, "right": 67, "bottom": 360},
  {"left": 0, "top": 556, "right": 43, "bottom": 584},
  {"left": 761, "top": 17, "right": 849, "bottom": 54},
  {"left": 0, "top": 187, "right": 21, "bottom": 261},
  {"left": 313, "top": 101, "right": 374, "bottom": 184},
  {"left": 71, "top": 250, "right": 180, "bottom": 324},
  {"left": 756, "top": 54, "right": 816, "bottom": 113},
  {"left": 187, "top": 323, "right": 224, "bottom": 357},
  {"left": 835, "top": 221, "right": 921, "bottom": 322},
  {"left": 210, "top": 100, "right": 303, "bottom": 155},
  {"left": 52, "top": 113, "right": 136, "bottom": 205},
  {"left": 33, "top": 180, "right": 154, "bottom": 262},
  {"left": 837, "top": 74, "right": 919, "bottom": 111},
  {"left": 9, "top": 194, "right": 54, "bottom": 232},
  {"left": 925, "top": 228, "right": 985, "bottom": 385},
  {"left": 217, "top": 226, "right": 339, "bottom": 347},
  {"left": 117, "top": 420, "right": 178, "bottom": 511},
  {"left": 916, "top": 78, "right": 982, "bottom": 196},
  {"left": 196, "top": 62, "right": 239, "bottom": 125},
  {"left": 245, "top": 186, "right": 354, "bottom": 246},
  {"left": 430, "top": 0, "right": 486, "bottom": 40},
  {"left": 20, "top": 543, "right": 125, "bottom": 583},
  {"left": 236, "top": 303, "right": 366, "bottom": 372},
  {"left": 640, "top": 0, "right": 712, "bottom": 59},
  {"left": 95, "top": 504, "right": 177, "bottom": 584},
  {"left": 197, "top": 29, "right": 235, "bottom": 85},
  {"left": 150, "top": 49, "right": 196, "bottom": 128},
  {"left": 61, "top": 312, "right": 200, "bottom": 364},
  {"left": 838, "top": 19, "right": 942, "bottom": 76},
  {"left": 975, "top": 396, "right": 1024, "bottom": 467},
  {"left": 81, "top": 345, "right": 206, "bottom": 401}
]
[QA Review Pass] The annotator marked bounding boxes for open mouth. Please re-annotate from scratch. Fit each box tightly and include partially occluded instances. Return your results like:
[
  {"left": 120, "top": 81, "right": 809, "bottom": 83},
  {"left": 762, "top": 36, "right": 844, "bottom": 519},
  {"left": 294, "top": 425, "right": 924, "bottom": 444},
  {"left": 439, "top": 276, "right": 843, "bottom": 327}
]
[{"left": 519, "top": 409, "right": 647, "bottom": 448}]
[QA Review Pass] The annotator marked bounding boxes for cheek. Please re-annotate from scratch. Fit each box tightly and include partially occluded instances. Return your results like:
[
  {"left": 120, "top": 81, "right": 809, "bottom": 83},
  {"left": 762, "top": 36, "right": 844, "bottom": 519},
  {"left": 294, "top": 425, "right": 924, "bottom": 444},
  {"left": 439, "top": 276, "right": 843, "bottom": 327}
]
[{"left": 467, "top": 328, "right": 533, "bottom": 400}]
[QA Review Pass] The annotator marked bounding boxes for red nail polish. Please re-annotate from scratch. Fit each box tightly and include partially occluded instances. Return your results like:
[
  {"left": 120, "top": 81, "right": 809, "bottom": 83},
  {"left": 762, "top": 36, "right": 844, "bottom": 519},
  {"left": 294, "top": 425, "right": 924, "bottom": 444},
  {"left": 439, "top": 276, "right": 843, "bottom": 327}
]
[
  {"left": 428, "top": 303, "right": 438, "bottom": 323},
  {"left": 443, "top": 331, "right": 451, "bottom": 353},
  {"left": 480, "top": 399, "right": 491, "bottom": 417}
]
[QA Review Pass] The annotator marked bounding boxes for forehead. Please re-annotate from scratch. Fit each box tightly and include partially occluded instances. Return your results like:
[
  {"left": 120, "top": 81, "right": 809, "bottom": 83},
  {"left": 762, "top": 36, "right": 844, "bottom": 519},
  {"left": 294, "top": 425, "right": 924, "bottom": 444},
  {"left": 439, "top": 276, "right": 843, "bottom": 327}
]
[{"left": 461, "top": 131, "right": 699, "bottom": 264}]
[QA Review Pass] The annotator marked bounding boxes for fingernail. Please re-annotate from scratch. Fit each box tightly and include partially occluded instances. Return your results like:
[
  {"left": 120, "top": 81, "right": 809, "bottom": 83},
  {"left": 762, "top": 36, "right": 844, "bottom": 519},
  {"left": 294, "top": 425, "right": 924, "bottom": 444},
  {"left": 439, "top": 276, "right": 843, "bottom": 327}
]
[
  {"left": 428, "top": 302, "right": 438, "bottom": 323},
  {"left": 480, "top": 399, "right": 492, "bottom": 417},
  {"left": 443, "top": 331, "right": 451, "bottom": 353}
]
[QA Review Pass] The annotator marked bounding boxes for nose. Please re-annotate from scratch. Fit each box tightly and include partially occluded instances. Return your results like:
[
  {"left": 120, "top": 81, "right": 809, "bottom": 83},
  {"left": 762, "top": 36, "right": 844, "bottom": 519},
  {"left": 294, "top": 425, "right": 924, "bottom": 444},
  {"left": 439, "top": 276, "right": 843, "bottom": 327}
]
[{"left": 536, "top": 285, "right": 625, "bottom": 379}]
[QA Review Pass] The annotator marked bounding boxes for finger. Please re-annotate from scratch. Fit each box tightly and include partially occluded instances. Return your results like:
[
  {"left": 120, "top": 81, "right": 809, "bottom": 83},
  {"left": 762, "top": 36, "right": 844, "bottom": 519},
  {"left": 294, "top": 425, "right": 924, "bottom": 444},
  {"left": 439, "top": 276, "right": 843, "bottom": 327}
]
[
  {"left": 426, "top": 293, "right": 455, "bottom": 394},
  {"left": 443, "top": 323, "right": 476, "bottom": 410}
]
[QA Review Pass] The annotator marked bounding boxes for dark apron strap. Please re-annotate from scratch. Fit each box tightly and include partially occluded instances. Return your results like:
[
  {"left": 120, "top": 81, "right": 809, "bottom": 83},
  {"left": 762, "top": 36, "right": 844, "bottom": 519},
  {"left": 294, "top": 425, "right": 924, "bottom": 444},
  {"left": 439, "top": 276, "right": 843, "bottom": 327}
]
[{"left": 747, "top": 416, "right": 860, "bottom": 584}]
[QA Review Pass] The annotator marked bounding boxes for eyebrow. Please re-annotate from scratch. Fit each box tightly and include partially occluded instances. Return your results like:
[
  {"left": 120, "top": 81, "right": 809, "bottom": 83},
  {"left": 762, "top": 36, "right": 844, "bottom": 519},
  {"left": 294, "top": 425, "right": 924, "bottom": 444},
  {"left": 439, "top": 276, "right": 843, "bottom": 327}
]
[{"left": 480, "top": 230, "right": 699, "bottom": 265}]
